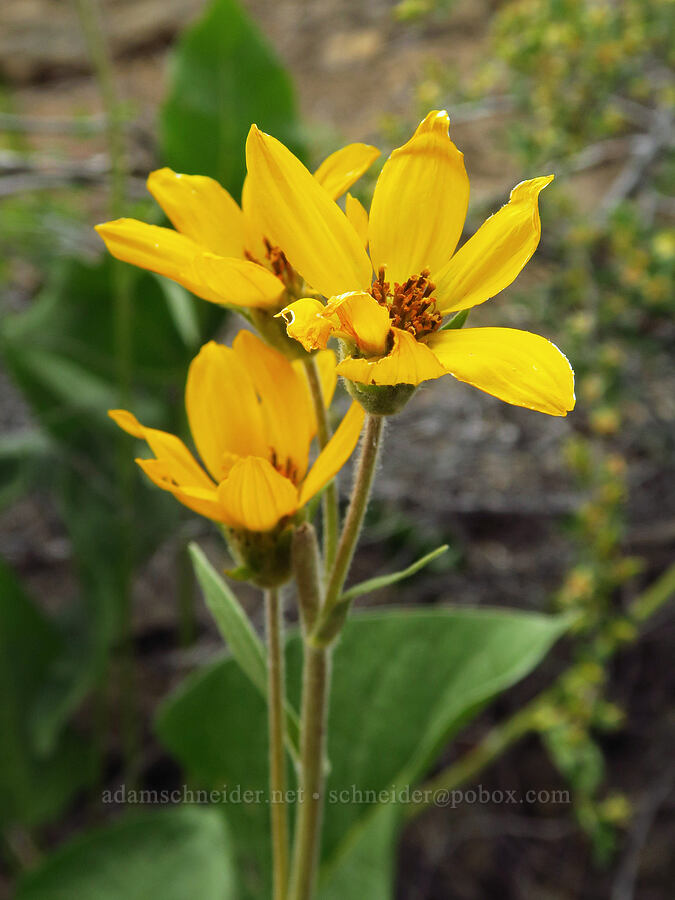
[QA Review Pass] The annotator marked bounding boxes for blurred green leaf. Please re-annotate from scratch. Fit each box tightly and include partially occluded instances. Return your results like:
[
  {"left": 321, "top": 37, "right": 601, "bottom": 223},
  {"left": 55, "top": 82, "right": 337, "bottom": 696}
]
[
  {"left": 0, "top": 559, "right": 92, "bottom": 828},
  {"left": 160, "top": 0, "right": 305, "bottom": 195},
  {"left": 0, "top": 428, "right": 53, "bottom": 510},
  {"left": 15, "top": 807, "right": 237, "bottom": 900},
  {"left": 0, "top": 256, "right": 204, "bottom": 750},
  {"left": 157, "top": 607, "right": 569, "bottom": 897}
]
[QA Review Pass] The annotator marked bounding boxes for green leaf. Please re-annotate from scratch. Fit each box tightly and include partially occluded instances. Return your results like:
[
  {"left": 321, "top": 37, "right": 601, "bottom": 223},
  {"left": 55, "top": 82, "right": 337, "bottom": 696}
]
[
  {"left": 157, "top": 607, "right": 569, "bottom": 898},
  {"left": 0, "top": 256, "right": 204, "bottom": 748},
  {"left": 317, "top": 803, "right": 398, "bottom": 900},
  {"left": 190, "top": 543, "right": 267, "bottom": 694},
  {"left": 160, "top": 0, "right": 305, "bottom": 195},
  {"left": 189, "top": 543, "right": 300, "bottom": 761},
  {"left": 156, "top": 276, "right": 201, "bottom": 349},
  {"left": 441, "top": 308, "right": 469, "bottom": 330},
  {"left": 15, "top": 807, "right": 237, "bottom": 900},
  {"left": 0, "top": 559, "right": 92, "bottom": 828},
  {"left": 0, "top": 427, "right": 53, "bottom": 510},
  {"left": 340, "top": 545, "right": 449, "bottom": 603}
]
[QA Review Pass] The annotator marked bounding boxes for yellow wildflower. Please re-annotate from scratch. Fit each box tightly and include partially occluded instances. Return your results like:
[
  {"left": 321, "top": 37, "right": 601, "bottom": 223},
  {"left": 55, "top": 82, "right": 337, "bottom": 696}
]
[
  {"left": 109, "top": 331, "right": 364, "bottom": 533},
  {"left": 247, "top": 110, "right": 575, "bottom": 417},
  {"left": 94, "top": 143, "right": 379, "bottom": 312}
]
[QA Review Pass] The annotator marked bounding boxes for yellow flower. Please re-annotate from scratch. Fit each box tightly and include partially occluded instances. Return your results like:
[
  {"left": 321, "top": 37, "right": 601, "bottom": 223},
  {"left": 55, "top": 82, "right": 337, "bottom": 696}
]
[
  {"left": 94, "top": 143, "right": 380, "bottom": 312},
  {"left": 109, "top": 331, "right": 364, "bottom": 533},
  {"left": 246, "top": 110, "right": 575, "bottom": 417}
]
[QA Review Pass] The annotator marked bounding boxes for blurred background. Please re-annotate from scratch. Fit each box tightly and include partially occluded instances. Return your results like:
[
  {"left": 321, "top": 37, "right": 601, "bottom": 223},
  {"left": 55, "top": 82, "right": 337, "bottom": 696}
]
[{"left": 0, "top": 0, "right": 673, "bottom": 897}]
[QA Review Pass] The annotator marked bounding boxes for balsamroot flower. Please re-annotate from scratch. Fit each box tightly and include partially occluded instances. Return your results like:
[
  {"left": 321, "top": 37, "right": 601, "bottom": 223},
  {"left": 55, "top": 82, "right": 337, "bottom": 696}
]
[
  {"left": 94, "top": 143, "right": 379, "bottom": 313},
  {"left": 247, "top": 110, "right": 575, "bottom": 417},
  {"left": 109, "top": 331, "right": 364, "bottom": 534}
]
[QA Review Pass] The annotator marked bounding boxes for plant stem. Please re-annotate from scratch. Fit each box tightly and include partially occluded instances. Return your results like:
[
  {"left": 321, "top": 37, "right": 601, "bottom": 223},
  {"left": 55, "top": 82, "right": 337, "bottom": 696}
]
[
  {"left": 265, "top": 588, "right": 290, "bottom": 900},
  {"left": 311, "top": 414, "right": 384, "bottom": 646},
  {"left": 288, "top": 644, "right": 331, "bottom": 900},
  {"left": 303, "top": 356, "right": 339, "bottom": 573},
  {"left": 289, "top": 524, "right": 328, "bottom": 899},
  {"left": 292, "top": 523, "right": 322, "bottom": 634}
]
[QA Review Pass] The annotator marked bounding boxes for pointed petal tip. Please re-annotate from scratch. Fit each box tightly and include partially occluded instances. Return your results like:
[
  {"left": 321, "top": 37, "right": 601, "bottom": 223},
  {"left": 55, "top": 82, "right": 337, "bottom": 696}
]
[
  {"left": 108, "top": 408, "right": 145, "bottom": 438},
  {"left": 510, "top": 174, "right": 555, "bottom": 201},
  {"left": 416, "top": 109, "right": 451, "bottom": 135}
]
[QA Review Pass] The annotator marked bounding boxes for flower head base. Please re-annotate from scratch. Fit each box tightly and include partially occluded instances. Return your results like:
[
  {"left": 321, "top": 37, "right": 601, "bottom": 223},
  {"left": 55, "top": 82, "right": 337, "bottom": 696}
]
[
  {"left": 110, "top": 332, "right": 364, "bottom": 584},
  {"left": 249, "top": 111, "right": 575, "bottom": 417}
]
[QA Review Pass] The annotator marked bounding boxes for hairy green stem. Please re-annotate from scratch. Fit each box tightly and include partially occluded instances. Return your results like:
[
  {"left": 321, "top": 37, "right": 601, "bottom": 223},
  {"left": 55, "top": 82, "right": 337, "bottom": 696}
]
[
  {"left": 288, "top": 521, "right": 330, "bottom": 900},
  {"left": 311, "top": 414, "right": 384, "bottom": 646},
  {"left": 288, "top": 645, "right": 330, "bottom": 900},
  {"left": 303, "top": 357, "right": 339, "bottom": 573},
  {"left": 265, "top": 588, "right": 290, "bottom": 900},
  {"left": 292, "top": 523, "right": 322, "bottom": 634}
]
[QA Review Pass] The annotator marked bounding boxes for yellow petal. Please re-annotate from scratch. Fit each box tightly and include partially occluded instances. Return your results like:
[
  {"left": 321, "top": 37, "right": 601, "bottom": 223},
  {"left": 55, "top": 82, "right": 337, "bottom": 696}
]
[
  {"left": 191, "top": 252, "right": 285, "bottom": 310},
  {"left": 233, "top": 331, "right": 314, "bottom": 481},
  {"left": 433, "top": 176, "right": 555, "bottom": 315},
  {"left": 313, "top": 143, "right": 380, "bottom": 200},
  {"left": 218, "top": 457, "right": 298, "bottom": 532},
  {"left": 185, "top": 341, "right": 267, "bottom": 480},
  {"left": 310, "top": 349, "right": 338, "bottom": 407},
  {"left": 108, "top": 409, "right": 214, "bottom": 490},
  {"left": 96, "top": 218, "right": 248, "bottom": 307},
  {"left": 426, "top": 327, "right": 575, "bottom": 416},
  {"left": 146, "top": 167, "right": 245, "bottom": 258},
  {"left": 337, "top": 327, "right": 446, "bottom": 386},
  {"left": 292, "top": 348, "right": 337, "bottom": 417},
  {"left": 345, "top": 192, "right": 369, "bottom": 247},
  {"left": 299, "top": 401, "right": 365, "bottom": 505},
  {"left": 280, "top": 298, "right": 335, "bottom": 352},
  {"left": 324, "top": 291, "right": 391, "bottom": 356},
  {"left": 368, "top": 110, "right": 469, "bottom": 284},
  {"left": 245, "top": 125, "right": 371, "bottom": 298},
  {"left": 241, "top": 173, "right": 267, "bottom": 261},
  {"left": 136, "top": 458, "right": 225, "bottom": 521}
]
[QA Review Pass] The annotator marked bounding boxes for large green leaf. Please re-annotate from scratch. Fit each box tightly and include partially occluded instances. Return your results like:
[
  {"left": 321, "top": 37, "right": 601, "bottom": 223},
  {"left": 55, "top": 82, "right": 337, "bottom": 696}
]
[
  {"left": 15, "top": 807, "right": 236, "bottom": 900},
  {"left": 160, "top": 0, "right": 305, "bottom": 195},
  {"left": 0, "top": 560, "right": 92, "bottom": 828},
  {"left": 157, "top": 607, "right": 569, "bottom": 898}
]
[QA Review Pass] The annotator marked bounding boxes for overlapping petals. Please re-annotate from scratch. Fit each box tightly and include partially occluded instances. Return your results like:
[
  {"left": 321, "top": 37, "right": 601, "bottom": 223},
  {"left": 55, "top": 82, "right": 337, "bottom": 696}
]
[
  {"left": 246, "top": 125, "right": 373, "bottom": 300},
  {"left": 257, "top": 109, "right": 573, "bottom": 417},
  {"left": 96, "top": 142, "right": 379, "bottom": 312},
  {"left": 110, "top": 333, "right": 364, "bottom": 532}
]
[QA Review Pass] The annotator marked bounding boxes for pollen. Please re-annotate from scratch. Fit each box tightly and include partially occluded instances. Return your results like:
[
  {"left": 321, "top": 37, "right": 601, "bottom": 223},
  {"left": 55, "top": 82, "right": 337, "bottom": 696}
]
[
  {"left": 246, "top": 239, "right": 303, "bottom": 296},
  {"left": 370, "top": 267, "right": 443, "bottom": 339},
  {"left": 269, "top": 448, "right": 299, "bottom": 484}
]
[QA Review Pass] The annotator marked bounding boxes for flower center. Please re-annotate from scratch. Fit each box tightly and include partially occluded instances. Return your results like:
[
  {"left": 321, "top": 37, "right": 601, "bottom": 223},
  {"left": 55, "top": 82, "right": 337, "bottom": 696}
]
[
  {"left": 369, "top": 267, "right": 443, "bottom": 340},
  {"left": 269, "top": 448, "right": 299, "bottom": 484}
]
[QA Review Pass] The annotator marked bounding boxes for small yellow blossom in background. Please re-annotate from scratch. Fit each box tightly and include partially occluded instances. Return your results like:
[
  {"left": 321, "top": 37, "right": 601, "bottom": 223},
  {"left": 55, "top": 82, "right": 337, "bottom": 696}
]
[
  {"left": 109, "top": 331, "right": 364, "bottom": 533},
  {"left": 246, "top": 110, "right": 575, "bottom": 417},
  {"left": 94, "top": 143, "right": 379, "bottom": 312}
]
